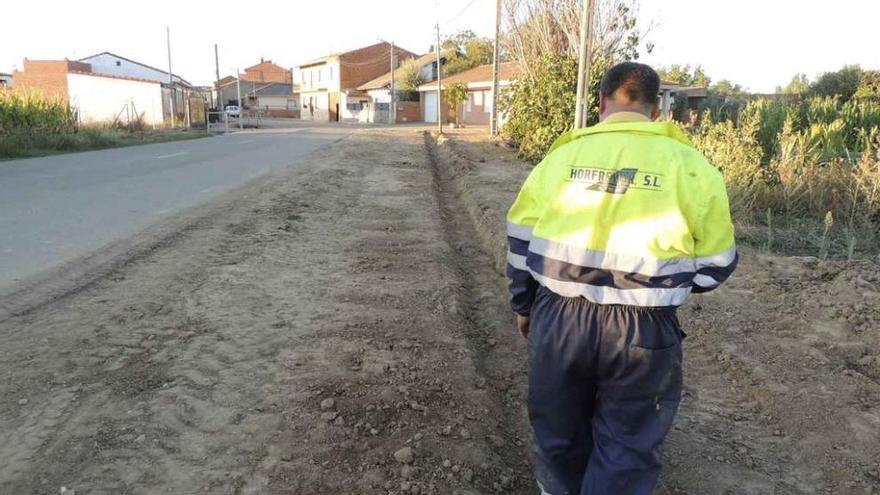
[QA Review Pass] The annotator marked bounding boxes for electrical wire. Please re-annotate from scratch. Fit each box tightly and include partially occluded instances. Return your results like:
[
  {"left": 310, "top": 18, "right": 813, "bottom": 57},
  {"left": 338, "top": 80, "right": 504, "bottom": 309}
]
[{"left": 445, "top": 0, "right": 479, "bottom": 25}]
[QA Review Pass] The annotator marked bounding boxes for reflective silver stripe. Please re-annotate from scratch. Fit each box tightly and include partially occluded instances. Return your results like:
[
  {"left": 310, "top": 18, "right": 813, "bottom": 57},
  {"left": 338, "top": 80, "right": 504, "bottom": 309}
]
[
  {"left": 693, "top": 273, "right": 720, "bottom": 288},
  {"left": 531, "top": 271, "right": 692, "bottom": 306},
  {"left": 507, "top": 251, "right": 529, "bottom": 271},
  {"left": 507, "top": 221, "right": 533, "bottom": 241},
  {"left": 529, "top": 236, "right": 695, "bottom": 277},
  {"left": 536, "top": 480, "right": 554, "bottom": 495},
  {"left": 695, "top": 245, "right": 737, "bottom": 269}
]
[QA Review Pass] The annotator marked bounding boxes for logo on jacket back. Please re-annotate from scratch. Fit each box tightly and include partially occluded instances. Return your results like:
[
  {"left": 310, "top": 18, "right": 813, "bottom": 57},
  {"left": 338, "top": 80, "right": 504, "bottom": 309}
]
[{"left": 567, "top": 167, "right": 662, "bottom": 194}]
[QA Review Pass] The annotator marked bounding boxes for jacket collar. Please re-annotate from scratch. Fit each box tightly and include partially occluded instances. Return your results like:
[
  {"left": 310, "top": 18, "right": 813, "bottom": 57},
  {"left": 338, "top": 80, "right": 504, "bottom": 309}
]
[
  {"left": 600, "top": 111, "right": 652, "bottom": 124},
  {"left": 546, "top": 115, "right": 693, "bottom": 154}
]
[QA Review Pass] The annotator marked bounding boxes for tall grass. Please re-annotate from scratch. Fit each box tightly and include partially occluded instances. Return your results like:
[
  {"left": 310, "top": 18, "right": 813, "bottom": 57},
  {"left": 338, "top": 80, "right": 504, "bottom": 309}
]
[
  {"left": 688, "top": 97, "right": 880, "bottom": 259},
  {"left": 0, "top": 90, "right": 76, "bottom": 136},
  {"left": 0, "top": 90, "right": 190, "bottom": 159}
]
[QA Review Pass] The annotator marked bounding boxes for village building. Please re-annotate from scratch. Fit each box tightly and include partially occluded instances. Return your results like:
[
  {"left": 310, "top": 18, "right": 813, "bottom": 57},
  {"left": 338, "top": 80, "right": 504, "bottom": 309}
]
[
  {"left": 417, "top": 62, "right": 521, "bottom": 127},
  {"left": 357, "top": 52, "right": 447, "bottom": 124},
  {"left": 12, "top": 58, "right": 166, "bottom": 126},
  {"left": 293, "top": 42, "right": 417, "bottom": 122}
]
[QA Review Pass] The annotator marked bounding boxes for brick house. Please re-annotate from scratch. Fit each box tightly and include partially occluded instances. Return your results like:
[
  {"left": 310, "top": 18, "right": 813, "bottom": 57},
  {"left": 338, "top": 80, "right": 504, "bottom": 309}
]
[
  {"left": 293, "top": 42, "right": 417, "bottom": 122},
  {"left": 241, "top": 59, "right": 292, "bottom": 84},
  {"left": 0, "top": 73, "right": 12, "bottom": 88}
]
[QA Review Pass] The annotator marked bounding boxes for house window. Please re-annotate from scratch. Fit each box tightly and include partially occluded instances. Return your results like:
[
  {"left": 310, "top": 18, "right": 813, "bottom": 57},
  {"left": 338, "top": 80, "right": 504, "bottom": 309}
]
[
  {"left": 465, "top": 95, "right": 472, "bottom": 113},
  {"left": 318, "top": 68, "right": 322, "bottom": 82},
  {"left": 346, "top": 102, "right": 364, "bottom": 111},
  {"left": 116, "top": 60, "right": 121, "bottom": 66},
  {"left": 330, "top": 66, "right": 334, "bottom": 81},
  {"left": 485, "top": 90, "right": 493, "bottom": 113},
  {"left": 474, "top": 90, "right": 483, "bottom": 106}
]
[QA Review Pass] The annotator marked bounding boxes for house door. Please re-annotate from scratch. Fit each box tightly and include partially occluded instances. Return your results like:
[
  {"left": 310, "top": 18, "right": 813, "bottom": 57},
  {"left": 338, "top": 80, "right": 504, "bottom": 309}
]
[{"left": 424, "top": 92, "right": 438, "bottom": 123}]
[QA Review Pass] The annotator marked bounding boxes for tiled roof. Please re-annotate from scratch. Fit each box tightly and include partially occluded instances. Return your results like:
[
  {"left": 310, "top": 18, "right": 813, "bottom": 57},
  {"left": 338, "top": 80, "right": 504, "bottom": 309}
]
[
  {"left": 298, "top": 42, "right": 417, "bottom": 68},
  {"left": 418, "top": 62, "right": 520, "bottom": 91}
]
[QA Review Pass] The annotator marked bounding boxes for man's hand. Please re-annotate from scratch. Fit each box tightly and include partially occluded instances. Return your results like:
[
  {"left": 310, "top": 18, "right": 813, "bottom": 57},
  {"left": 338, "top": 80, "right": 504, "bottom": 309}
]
[{"left": 516, "top": 314, "right": 530, "bottom": 340}]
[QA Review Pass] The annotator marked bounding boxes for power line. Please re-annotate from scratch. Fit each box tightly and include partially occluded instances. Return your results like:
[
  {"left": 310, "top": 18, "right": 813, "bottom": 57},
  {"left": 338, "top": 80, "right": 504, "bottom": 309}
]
[{"left": 445, "top": 0, "right": 479, "bottom": 25}]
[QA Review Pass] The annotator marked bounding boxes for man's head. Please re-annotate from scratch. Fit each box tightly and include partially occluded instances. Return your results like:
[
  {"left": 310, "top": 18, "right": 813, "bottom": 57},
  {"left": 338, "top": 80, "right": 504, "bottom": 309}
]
[{"left": 598, "top": 62, "right": 661, "bottom": 121}]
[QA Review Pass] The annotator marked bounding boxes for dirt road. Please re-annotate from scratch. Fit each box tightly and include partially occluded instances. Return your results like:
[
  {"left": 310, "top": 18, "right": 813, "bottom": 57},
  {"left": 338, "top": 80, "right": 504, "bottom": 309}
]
[
  {"left": 1, "top": 128, "right": 879, "bottom": 495},
  {"left": 0, "top": 129, "right": 532, "bottom": 495}
]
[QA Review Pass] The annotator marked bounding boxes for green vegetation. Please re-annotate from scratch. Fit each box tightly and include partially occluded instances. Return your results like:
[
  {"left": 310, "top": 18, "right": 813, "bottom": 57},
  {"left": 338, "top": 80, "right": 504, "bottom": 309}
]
[
  {"left": 495, "top": 1, "right": 880, "bottom": 259},
  {"left": 445, "top": 82, "right": 470, "bottom": 127},
  {"left": 657, "top": 64, "right": 711, "bottom": 87},
  {"left": 500, "top": 0, "right": 640, "bottom": 162},
  {"left": 1, "top": 90, "right": 206, "bottom": 159},
  {"left": 442, "top": 30, "right": 495, "bottom": 76},
  {"left": 690, "top": 97, "right": 880, "bottom": 258},
  {"left": 397, "top": 58, "right": 424, "bottom": 91}
]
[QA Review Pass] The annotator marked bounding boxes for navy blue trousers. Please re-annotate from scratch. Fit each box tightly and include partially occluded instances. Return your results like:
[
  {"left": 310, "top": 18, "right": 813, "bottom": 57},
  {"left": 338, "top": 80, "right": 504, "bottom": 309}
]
[{"left": 528, "top": 286, "right": 683, "bottom": 495}]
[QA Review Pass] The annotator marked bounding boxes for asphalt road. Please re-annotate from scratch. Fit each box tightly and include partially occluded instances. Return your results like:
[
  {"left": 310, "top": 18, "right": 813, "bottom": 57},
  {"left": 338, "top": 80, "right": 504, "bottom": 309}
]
[{"left": 0, "top": 126, "right": 352, "bottom": 290}]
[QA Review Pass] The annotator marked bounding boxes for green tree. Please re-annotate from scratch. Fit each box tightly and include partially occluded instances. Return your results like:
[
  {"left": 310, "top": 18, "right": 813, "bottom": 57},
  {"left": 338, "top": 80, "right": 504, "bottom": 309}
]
[
  {"left": 445, "top": 82, "right": 469, "bottom": 126},
  {"left": 442, "top": 30, "right": 495, "bottom": 75},
  {"left": 809, "top": 65, "right": 862, "bottom": 100},
  {"left": 778, "top": 73, "right": 810, "bottom": 94},
  {"left": 397, "top": 59, "right": 424, "bottom": 91},
  {"left": 710, "top": 79, "right": 745, "bottom": 97},
  {"left": 656, "top": 64, "right": 711, "bottom": 87},
  {"left": 854, "top": 70, "right": 880, "bottom": 99}
]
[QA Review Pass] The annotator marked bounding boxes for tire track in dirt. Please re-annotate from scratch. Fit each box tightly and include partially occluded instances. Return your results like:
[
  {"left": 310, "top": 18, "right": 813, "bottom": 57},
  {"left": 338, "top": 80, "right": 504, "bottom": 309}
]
[{"left": 423, "top": 132, "right": 534, "bottom": 493}]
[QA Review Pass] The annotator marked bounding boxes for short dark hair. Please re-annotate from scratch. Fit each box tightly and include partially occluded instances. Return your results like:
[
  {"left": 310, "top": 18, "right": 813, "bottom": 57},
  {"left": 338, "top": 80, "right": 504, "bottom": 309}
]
[{"left": 599, "top": 62, "right": 660, "bottom": 106}]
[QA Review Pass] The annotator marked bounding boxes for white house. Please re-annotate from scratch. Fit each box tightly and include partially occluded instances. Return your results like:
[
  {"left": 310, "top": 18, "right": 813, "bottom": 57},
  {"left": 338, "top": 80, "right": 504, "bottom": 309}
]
[
  {"left": 0, "top": 72, "right": 12, "bottom": 88},
  {"left": 357, "top": 52, "right": 447, "bottom": 123},
  {"left": 78, "top": 51, "right": 190, "bottom": 85},
  {"left": 78, "top": 51, "right": 195, "bottom": 123}
]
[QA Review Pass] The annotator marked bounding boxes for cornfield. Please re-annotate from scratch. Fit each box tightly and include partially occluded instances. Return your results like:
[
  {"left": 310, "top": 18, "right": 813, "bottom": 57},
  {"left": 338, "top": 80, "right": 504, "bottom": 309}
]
[
  {"left": 0, "top": 90, "right": 76, "bottom": 136},
  {"left": 687, "top": 97, "right": 880, "bottom": 259}
]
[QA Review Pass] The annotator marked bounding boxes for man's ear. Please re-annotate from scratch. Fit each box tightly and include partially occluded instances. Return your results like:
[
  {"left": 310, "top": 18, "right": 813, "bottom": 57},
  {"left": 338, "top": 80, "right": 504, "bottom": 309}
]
[
  {"left": 650, "top": 101, "right": 660, "bottom": 120},
  {"left": 599, "top": 93, "right": 607, "bottom": 116}
]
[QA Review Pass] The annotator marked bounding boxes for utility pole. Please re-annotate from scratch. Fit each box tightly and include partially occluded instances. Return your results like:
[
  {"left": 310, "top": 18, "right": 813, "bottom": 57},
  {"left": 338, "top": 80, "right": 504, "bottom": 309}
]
[
  {"left": 236, "top": 69, "right": 243, "bottom": 130},
  {"left": 573, "top": 0, "right": 595, "bottom": 129},
  {"left": 435, "top": 23, "right": 443, "bottom": 134},
  {"left": 390, "top": 41, "right": 396, "bottom": 125},
  {"left": 490, "top": 0, "right": 502, "bottom": 135},
  {"left": 214, "top": 44, "right": 221, "bottom": 109},
  {"left": 166, "top": 26, "right": 176, "bottom": 128}
]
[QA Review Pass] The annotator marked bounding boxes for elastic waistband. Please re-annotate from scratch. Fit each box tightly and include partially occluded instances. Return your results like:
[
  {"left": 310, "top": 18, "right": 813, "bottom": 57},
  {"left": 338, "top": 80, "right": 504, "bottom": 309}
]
[{"left": 536, "top": 284, "right": 679, "bottom": 315}]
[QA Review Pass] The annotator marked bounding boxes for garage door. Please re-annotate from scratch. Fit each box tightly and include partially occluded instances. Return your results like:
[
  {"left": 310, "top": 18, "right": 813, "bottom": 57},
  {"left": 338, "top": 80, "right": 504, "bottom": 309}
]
[{"left": 424, "top": 92, "right": 438, "bottom": 123}]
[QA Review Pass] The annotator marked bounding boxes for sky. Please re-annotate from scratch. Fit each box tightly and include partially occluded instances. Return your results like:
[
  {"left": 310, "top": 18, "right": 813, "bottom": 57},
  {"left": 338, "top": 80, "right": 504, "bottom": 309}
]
[{"left": 2, "top": 0, "right": 878, "bottom": 93}]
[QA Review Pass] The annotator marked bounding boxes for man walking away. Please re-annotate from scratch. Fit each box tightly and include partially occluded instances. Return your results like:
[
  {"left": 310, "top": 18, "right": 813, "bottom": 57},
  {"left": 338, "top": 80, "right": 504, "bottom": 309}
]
[{"left": 506, "top": 62, "right": 737, "bottom": 495}]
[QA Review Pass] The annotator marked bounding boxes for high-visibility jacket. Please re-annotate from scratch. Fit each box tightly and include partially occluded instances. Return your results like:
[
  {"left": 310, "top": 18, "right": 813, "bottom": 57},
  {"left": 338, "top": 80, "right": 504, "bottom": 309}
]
[{"left": 506, "top": 113, "right": 737, "bottom": 314}]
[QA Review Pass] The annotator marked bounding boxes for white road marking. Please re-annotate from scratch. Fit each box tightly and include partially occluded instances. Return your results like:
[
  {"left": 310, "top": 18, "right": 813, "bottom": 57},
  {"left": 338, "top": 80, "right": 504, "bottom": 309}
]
[{"left": 156, "top": 152, "right": 189, "bottom": 159}]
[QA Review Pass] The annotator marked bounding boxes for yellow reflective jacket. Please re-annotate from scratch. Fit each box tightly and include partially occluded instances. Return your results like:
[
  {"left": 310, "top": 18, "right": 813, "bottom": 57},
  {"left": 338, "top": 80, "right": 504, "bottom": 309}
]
[{"left": 506, "top": 114, "right": 737, "bottom": 313}]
